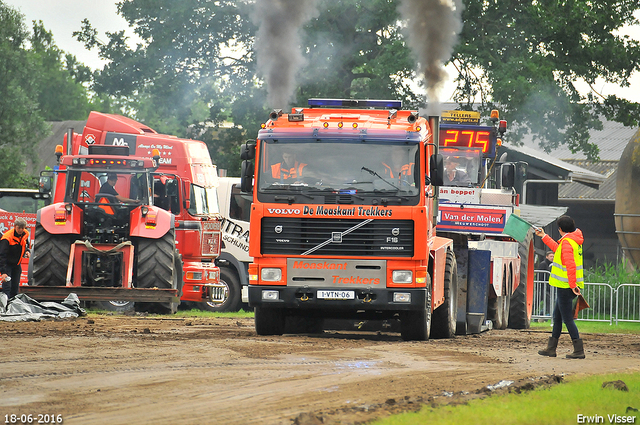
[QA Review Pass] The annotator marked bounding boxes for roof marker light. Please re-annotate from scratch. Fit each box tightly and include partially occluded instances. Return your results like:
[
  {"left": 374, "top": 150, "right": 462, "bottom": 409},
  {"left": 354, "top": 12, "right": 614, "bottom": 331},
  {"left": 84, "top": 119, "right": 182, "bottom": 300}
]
[
  {"left": 499, "top": 119, "right": 507, "bottom": 135},
  {"left": 323, "top": 122, "right": 329, "bottom": 128},
  {"left": 352, "top": 123, "right": 358, "bottom": 129},
  {"left": 338, "top": 122, "right": 344, "bottom": 128}
]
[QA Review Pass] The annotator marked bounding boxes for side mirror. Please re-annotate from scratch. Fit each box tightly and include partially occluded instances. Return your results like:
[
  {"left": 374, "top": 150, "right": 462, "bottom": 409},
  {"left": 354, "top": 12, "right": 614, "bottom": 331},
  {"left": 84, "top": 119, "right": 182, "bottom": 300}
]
[
  {"left": 240, "top": 160, "right": 254, "bottom": 193},
  {"left": 183, "top": 181, "right": 191, "bottom": 210},
  {"left": 429, "top": 154, "right": 444, "bottom": 187},
  {"left": 166, "top": 179, "right": 178, "bottom": 197},
  {"left": 39, "top": 172, "right": 53, "bottom": 194},
  {"left": 240, "top": 141, "right": 256, "bottom": 160},
  {"left": 501, "top": 163, "right": 515, "bottom": 188}
]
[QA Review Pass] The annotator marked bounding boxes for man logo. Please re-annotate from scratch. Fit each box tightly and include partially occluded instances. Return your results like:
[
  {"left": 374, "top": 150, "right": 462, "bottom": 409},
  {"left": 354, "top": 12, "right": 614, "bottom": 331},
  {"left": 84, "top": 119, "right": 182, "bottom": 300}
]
[
  {"left": 392, "top": 228, "right": 400, "bottom": 236},
  {"left": 275, "top": 225, "right": 283, "bottom": 234}
]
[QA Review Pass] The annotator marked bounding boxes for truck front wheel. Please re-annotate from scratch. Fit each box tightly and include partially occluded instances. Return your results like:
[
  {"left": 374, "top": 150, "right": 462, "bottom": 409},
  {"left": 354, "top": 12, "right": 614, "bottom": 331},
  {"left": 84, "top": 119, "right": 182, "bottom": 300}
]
[
  {"left": 254, "top": 307, "right": 285, "bottom": 336},
  {"left": 431, "top": 250, "right": 458, "bottom": 339},
  {"left": 200, "top": 267, "right": 241, "bottom": 312},
  {"left": 400, "top": 275, "right": 432, "bottom": 341}
]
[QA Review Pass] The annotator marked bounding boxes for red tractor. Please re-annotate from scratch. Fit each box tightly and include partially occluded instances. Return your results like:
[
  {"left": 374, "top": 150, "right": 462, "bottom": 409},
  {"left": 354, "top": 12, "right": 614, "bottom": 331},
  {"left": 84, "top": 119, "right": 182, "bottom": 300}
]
[{"left": 25, "top": 143, "right": 181, "bottom": 313}]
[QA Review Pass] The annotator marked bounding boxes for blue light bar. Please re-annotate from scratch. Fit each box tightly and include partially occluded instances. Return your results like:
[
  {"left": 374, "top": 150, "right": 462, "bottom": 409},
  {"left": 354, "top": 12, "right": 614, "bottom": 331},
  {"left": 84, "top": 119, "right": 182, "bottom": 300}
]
[{"left": 308, "top": 98, "right": 403, "bottom": 109}]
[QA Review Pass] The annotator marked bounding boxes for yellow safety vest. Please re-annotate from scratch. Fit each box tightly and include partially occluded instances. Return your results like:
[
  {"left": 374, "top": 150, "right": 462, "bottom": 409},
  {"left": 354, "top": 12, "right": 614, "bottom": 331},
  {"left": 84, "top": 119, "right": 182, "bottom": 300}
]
[{"left": 549, "top": 238, "right": 584, "bottom": 289}]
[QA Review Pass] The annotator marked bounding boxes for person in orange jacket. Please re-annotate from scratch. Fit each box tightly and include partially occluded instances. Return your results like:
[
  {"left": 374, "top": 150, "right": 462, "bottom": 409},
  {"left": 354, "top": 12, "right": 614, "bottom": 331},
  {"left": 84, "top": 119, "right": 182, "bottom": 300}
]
[
  {"left": 535, "top": 215, "right": 586, "bottom": 359},
  {"left": 271, "top": 151, "right": 306, "bottom": 182},
  {"left": 0, "top": 218, "right": 31, "bottom": 299}
]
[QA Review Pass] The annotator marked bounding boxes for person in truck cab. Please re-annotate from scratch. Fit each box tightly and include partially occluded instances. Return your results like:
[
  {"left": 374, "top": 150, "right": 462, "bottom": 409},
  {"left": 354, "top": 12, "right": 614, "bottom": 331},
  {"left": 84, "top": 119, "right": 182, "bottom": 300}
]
[
  {"left": 271, "top": 151, "right": 307, "bottom": 182},
  {"left": 99, "top": 173, "right": 140, "bottom": 204},
  {"left": 443, "top": 156, "right": 471, "bottom": 186},
  {"left": 382, "top": 149, "right": 414, "bottom": 185}
]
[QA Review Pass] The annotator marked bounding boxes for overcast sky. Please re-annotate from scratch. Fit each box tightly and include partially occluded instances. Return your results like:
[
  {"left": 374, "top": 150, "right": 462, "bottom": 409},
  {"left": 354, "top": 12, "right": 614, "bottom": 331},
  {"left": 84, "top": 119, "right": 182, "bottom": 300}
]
[{"left": 7, "top": 0, "right": 640, "bottom": 103}]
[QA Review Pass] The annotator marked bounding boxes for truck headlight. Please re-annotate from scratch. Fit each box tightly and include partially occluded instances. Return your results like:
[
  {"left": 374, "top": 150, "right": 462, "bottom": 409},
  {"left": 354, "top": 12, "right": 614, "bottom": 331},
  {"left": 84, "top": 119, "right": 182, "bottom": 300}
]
[
  {"left": 393, "top": 292, "right": 411, "bottom": 303},
  {"left": 392, "top": 270, "right": 413, "bottom": 284},
  {"left": 262, "top": 290, "right": 279, "bottom": 300},
  {"left": 261, "top": 268, "right": 282, "bottom": 282}
]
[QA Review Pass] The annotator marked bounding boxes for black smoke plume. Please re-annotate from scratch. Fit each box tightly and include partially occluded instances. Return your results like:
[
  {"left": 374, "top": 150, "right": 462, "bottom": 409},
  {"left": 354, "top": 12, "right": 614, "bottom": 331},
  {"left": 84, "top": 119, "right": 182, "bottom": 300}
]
[
  {"left": 252, "top": 0, "right": 320, "bottom": 109},
  {"left": 398, "top": 0, "right": 464, "bottom": 113}
]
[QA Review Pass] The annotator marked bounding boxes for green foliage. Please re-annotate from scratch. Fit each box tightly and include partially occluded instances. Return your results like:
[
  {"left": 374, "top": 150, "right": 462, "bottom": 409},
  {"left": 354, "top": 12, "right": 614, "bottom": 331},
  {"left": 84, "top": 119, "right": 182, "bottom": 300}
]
[
  {"left": 455, "top": 0, "right": 640, "bottom": 160},
  {"left": 297, "top": 0, "right": 421, "bottom": 107},
  {"left": 585, "top": 262, "right": 640, "bottom": 289},
  {"left": 374, "top": 372, "right": 640, "bottom": 425},
  {"left": 71, "top": 0, "right": 640, "bottom": 175},
  {"left": 29, "top": 20, "right": 94, "bottom": 120},
  {"left": 0, "top": 1, "right": 48, "bottom": 188}
]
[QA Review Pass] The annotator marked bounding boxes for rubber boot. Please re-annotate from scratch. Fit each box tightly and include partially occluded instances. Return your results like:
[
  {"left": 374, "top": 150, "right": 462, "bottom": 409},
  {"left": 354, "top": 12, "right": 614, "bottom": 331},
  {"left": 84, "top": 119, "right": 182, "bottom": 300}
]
[
  {"left": 566, "top": 338, "right": 586, "bottom": 359},
  {"left": 538, "top": 337, "right": 558, "bottom": 357}
]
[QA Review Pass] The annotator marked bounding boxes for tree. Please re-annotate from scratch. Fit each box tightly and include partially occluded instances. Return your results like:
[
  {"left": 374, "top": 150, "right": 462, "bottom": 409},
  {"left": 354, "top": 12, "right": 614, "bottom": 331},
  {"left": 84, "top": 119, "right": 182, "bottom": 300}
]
[
  {"left": 29, "top": 20, "right": 95, "bottom": 121},
  {"left": 295, "top": 0, "right": 421, "bottom": 107},
  {"left": 0, "top": 1, "right": 48, "bottom": 188},
  {"left": 78, "top": 0, "right": 640, "bottom": 172},
  {"left": 453, "top": 0, "right": 640, "bottom": 159}
]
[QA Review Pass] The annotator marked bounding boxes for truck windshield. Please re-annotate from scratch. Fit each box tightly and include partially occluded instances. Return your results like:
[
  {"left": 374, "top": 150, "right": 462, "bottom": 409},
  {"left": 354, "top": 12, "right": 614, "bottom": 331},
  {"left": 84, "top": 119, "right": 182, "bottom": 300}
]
[
  {"left": 439, "top": 147, "right": 482, "bottom": 187},
  {"left": 257, "top": 139, "right": 420, "bottom": 204},
  {"left": 188, "top": 185, "right": 220, "bottom": 216},
  {"left": 0, "top": 194, "right": 44, "bottom": 214},
  {"left": 66, "top": 171, "right": 152, "bottom": 205}
]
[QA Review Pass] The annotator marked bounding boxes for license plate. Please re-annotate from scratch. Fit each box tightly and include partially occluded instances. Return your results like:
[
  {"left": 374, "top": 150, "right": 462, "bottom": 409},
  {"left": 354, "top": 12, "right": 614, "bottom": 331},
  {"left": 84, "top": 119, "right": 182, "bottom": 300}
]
[{"left": 317, "top": 290, "right": 355, "bottom": 300}]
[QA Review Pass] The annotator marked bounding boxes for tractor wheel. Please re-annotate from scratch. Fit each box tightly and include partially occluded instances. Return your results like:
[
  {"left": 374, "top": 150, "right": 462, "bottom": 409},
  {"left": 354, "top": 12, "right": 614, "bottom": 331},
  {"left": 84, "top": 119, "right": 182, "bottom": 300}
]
[
  {"left": 134, "top": 230, "right": 179, "bottom": 314},
  {"left": 254, "top": 307, "right": 285, "bottom": 336},
  {"left": 400, "top": 275, "right": 432, "bottom": 341},
  {"left": 199, "top": 266, "right": 241, "bottom": 312},
  {"left": 509, "top": 234, "right": 535, "bottom": 329},
  {"left": 431, "top": 250, "right": 458, "bottom": 339},
  {"left": 31, "top": 224, "right": 72, "bottom": 287}
]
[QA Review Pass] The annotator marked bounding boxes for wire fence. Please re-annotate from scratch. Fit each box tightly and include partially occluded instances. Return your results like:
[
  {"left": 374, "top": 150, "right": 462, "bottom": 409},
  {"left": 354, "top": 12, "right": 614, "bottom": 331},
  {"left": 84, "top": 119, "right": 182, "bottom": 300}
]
[{"left": 532, "top": 270, "right": 640, "bottom": 324}]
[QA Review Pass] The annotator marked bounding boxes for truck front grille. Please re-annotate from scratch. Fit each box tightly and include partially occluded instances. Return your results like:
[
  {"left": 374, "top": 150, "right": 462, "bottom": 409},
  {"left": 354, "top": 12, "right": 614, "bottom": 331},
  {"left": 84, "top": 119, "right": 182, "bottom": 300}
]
[{"left": 261, "top": 218, "right": 414, "bottom": 257}]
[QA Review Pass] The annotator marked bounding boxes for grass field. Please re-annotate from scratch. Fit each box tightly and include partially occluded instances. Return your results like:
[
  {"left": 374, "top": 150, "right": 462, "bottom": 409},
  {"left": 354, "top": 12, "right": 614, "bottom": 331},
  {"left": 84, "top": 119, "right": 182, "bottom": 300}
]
[
  {"left": 373, "top": 373, "right": 640, "bottom": 425},
  {"left": 530, "top": 320, "right": 640, "bottom": 335}
]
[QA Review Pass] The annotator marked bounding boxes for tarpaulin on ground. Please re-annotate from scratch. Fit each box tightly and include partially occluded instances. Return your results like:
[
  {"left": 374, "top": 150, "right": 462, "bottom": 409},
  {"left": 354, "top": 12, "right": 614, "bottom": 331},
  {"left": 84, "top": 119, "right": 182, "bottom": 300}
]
[{"left": 0, "top": 293, "right": 86, "bottom": 322}]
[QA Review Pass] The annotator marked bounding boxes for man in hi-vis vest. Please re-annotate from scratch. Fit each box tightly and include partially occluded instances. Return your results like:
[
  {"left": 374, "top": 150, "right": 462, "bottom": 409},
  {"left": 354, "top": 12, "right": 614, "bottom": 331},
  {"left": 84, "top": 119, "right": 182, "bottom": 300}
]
[{"left": 534, "top": 215, "right": 586, "bottom": 359}]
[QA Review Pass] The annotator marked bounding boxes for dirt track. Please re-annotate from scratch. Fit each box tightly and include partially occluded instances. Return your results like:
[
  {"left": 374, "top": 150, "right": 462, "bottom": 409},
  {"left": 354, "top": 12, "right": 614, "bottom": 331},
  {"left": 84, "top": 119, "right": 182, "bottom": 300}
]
[{"left": 1, "top": 315, "right": 639, "bottom": 425}]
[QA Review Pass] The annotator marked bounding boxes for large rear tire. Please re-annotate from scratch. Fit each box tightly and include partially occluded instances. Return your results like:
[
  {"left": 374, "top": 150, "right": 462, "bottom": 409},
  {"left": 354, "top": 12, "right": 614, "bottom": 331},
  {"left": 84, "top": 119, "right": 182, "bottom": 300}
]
[
  {"left": 509, "top": 235, "right": 534, "bottom": 329},
  {"left": 254, "top": 307, "right": 285, "bottom": 336},
  {"left": 400, "top": 275, "right": 432, "bottom": 341},
  {"left": 134, "top": 230, "right": 178, "bottom": 314},
  {"left": 31, "top": 224, "right": 72, "bottom": 287},
  {"left": 431, "top": 250, "right": 458, "bottom": 339},
  {"left": 199, "top": 266, "right": 241, "bottom": 312}
]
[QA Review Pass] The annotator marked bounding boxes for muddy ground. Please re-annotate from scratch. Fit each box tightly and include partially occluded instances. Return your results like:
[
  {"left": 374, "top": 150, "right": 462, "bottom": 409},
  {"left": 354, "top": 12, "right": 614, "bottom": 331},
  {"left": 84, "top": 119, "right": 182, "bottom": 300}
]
[{"left": 1, "top": 315, "right": 639, "bottom": 425}]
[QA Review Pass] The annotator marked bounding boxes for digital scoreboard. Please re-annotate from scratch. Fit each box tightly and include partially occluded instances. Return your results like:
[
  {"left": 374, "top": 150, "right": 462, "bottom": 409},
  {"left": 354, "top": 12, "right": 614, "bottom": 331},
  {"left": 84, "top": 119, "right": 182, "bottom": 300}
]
[{"left": 439, "top": 124, "right": 497, "bottom": 158}]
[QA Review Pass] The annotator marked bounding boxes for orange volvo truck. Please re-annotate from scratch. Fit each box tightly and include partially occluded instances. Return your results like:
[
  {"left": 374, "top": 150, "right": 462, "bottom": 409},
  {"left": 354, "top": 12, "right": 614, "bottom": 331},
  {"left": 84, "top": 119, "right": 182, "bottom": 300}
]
[
  {"left": 240, "top": 99, "right": 458, "bottom": 340},
  {"left": 25, "top": 112, "right": 222, "bottom": 312}
]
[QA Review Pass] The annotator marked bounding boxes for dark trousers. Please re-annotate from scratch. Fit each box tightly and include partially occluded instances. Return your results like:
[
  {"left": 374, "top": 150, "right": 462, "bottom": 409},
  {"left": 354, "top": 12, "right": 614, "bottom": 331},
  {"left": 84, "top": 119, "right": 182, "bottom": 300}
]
[
  {"left": 1, "top": 264, "right": 21, "bottom": 299},
  {"left": 552, "top": 287, "right": 580, "bottom": 340}
]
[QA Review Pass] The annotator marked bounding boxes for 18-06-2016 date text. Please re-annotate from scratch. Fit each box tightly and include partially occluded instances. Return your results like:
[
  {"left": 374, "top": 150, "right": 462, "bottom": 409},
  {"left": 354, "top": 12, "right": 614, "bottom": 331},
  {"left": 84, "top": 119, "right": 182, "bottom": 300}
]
[{"left": 4, "top": 414, "right": 62, "bottom": 424}]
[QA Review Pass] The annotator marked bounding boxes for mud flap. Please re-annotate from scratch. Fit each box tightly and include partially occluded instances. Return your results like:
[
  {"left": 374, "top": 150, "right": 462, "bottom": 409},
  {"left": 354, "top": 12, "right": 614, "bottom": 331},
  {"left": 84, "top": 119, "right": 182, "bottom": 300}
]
[{"left": 466, "top": 249, "right": 491, "bottom": 334}]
